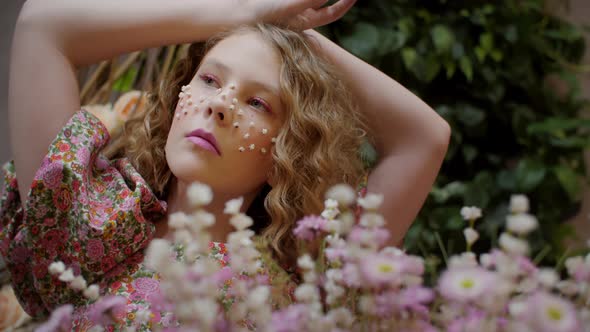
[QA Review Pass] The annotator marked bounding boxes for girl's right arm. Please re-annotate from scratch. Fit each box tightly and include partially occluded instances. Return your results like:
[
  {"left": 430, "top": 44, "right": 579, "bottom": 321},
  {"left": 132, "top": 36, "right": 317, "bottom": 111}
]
[{"left": 8, "top": 0, "right": 355, "bottom": 204}]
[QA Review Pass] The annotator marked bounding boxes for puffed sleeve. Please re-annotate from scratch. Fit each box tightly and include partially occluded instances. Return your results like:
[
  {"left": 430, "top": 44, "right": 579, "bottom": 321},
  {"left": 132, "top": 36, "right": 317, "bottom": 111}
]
[{"left": 0, "top": 109, "right": 166, "bottom": 318}]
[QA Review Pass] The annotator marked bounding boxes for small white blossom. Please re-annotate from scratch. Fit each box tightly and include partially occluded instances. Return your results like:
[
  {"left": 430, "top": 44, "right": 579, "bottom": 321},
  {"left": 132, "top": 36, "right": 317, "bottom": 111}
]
[
  {"left": 506, "top": 213, "right": 538, "bottom": 235},
  {"left": 463, "top": 227, "right": 479, "bottom": 246},
  {"left": 359, "top": 212, "right": 385, "bottom": 228},
  {"left": 357, "top": 193, "right": 384, "bottom": 210},
  {"left": 69, "top": 275, "right": 87, "bottom": 291},
  {"left": 135, "top": 309, "right": 152, "bottom": 324},
  {"left": 324, "top": 199, "right": 339, "bottom": 209},
  {"left": 499, "top": 232, "right": 529, "bottom": 256},
  {"left": 510, "top": 194, "right": 530, "bottom": 214},
  {"left": 449, "top": 252, "right": 478, "bottom": 268},
  {"left": 327, "top": 308, "right": 354, "bottom": 328},
  {"left": 297, "top": 254, "right": 315, "bottom": 270},
  {"left": 191, "top": 211, "right": 215, "bottom": 228},
  {"left": 358, "top": 294, "right": 376, "bottom": 315},
  {"left": 230, "top": 213, "right": 253, "bottom": 231},
  {"left": 325, "top": 184, "right": 356, "bottom": 206},
  {"left": 564, "top": 256, "right": 584, "bottom": 278},
  {"left": 508, "top": 300, "right": 528, "bottom": 317},
  {"left": 537, "top": 268, "right": 559, "bottom": 288},
  {"left": 460, "top": 206, "right": 482, "bottom": 221},
  {"left": 48, "top": 261, "right": 66, "bottom": 275},
  {"left": 295, "top": 284, "right": 319, "bottom": 303},
  {"left": 557, "top": 280, "right": 579, "bottom": 296},
  {"left": 144, "top": 239, "right": 171, "bottom": 270},
  {"left": 247, "top": 286, "right": 270, "bottom": 308},
  {"left": 321, "top": 208, "right": 340, "bottom": 220},
  {"left": 59, "top": 268, "right": 75, "bottom": 282},
  {"left": 187, "top": 182, "right": 213, "bottom": 207},
  {"left": 480, "top": 253, "right": 494, "bottom": 268},
  {"left": 168, "top": 212, "right": 189, "bottom": 229},
  {"left": 83, "top": 284, "right": 100, "bottom": 300},
  {"left": 224, "top": 197, "right": 244, "bottom": 215}
]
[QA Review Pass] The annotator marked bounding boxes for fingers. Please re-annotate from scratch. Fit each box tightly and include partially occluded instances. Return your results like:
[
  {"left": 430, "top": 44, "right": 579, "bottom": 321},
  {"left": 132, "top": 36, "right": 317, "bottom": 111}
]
[{"left": 301, "top": 0, "right": 357, "bottom": 30}]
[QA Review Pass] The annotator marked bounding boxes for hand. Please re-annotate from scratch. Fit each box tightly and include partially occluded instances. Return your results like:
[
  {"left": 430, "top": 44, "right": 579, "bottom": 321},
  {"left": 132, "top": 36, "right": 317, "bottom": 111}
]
[{"left": 250, "top": 0, "right": 357, "bottom": 31}]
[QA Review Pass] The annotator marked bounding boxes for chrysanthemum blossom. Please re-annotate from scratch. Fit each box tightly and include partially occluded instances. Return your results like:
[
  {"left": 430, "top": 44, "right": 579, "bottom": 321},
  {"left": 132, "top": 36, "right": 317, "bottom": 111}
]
[
  {"left": 460, "top": 206, "right": 482, "bottom": 221},
  {"left": 357, "top": 193, "right": 384, "bottom": 210},
  {"left": 537, "top": 268, "right": 559, "bottom": 288},
  {"left": 48, "top": 261, "right": 66, "bottom": 275},
  {"left": 69, "top": 275, "right": 87, "bottom": 291},
  {"left": 187, "top": 182, "right": 213, "bottom": 207},
  {"left": 144, "top": 239, "right": 172, "bottom": 270},
  {"left": 506, "top": 213, "right": 538, "bottom": 235},
  {"left": 293, "top": 216, "right": 328, "bottom": 241},
  {"left": 297, "top": 254, "right": 315, "bottom": 270},
  {"left": 438, "top": 267, "right": 496, "bottom": 303},
  {"left": 347, "top": 226, "right": 390, "bottom": 248},
  {"left": 58, "top": 268, "right": 75, "bottom": 282},
  {"left": 230, "top": 213, "right": 253, "bottom": 231},
  {"left": 510, "top": 194, "right": 530, "bottom": 214},
  {"left": 83, "top": 284, "right": 100, "bottom": 300},
  {"left": 525, "top": 292, "right": 580, "bottom": 332},
  {"left": 359, "top": 253, "right": 406, "bottom": 287},
  {"left": 359, "top": 212, "right": 385, "bottom": 228},
  {"left": 499, "top": 232, "right": 529, "bottom": 256},
  {"left": 224, "top": 196, "right": 244, "bottom": 214},
  {"left": 326, "top": 184, "right": 356, "bottom": 206}
]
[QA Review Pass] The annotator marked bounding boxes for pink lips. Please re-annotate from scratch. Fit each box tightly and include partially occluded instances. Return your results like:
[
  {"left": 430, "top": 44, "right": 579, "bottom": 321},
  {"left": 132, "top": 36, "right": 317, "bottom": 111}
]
[{"left": 186, "top": 129, "right": 221, "bottom": 156}]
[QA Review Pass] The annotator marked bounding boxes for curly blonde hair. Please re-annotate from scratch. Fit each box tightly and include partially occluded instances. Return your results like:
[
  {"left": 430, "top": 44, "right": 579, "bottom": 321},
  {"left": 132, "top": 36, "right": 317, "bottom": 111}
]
[{"left": 106, "top": 23, "right": 367, "bottom": 268}]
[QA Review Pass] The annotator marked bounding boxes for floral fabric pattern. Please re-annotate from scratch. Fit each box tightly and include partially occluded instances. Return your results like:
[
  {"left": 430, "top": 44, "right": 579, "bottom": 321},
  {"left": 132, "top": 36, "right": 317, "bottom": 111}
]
[{"left": 0, "top": 110, "right": 297, "bottom": 331}]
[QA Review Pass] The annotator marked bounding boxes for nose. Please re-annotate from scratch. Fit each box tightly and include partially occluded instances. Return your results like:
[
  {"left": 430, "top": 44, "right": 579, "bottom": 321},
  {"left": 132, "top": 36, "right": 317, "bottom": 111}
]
[{"left": 205, "top": 91, "right": 234, "bottom": 127}]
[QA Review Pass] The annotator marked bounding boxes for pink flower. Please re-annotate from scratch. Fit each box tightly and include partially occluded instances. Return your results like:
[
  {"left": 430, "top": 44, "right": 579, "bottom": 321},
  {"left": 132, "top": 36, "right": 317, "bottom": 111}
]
[
  {"left": 87, "top": 296, "right": 126, "bottom": 326},
  {"left": 36, "top": 304, "right": 73, "bottom": 332},
  {"left": 270, "top": 304, "right": 310, "bottom": 332},
  {"left": 438, "top": 267, "right": 497, "bottom": 303},
  {"left": 86, "top": 239, "right": 105, "bottom": 261},
  {"left": 347, "top": 226, "right": 389, "bottom": 248},
  {"left": 41, "top": 162, "right": 64, "bottom": 190},
  {"left": 293, "top": 216, "right": 329, "bottom": 241},
  {"left": 397, "top": 286, "right": 434, "bottom": 311},
  {"left": 133, "top": 277, "right": 160, "bottom": 295},
  {"left": 447, "top": 309, "right": 487, "bottom": 332},
  {"left": 359, "top": 254, "right": 406, "bottom": 288},
  {"left": 524, "top": 292, "right": 580, "bottom": 332}
]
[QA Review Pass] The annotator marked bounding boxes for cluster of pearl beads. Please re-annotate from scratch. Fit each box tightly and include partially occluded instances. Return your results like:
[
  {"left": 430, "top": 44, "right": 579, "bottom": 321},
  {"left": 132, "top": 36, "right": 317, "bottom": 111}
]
[{"left": 176, "top": 84, "right": 277, "bottom": 155}]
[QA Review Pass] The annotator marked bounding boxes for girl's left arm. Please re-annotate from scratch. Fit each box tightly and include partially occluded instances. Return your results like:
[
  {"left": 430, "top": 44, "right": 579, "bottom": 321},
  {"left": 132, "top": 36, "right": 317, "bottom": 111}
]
[{"left": 305, "top": 30, "right": 451, "bottom": 248}]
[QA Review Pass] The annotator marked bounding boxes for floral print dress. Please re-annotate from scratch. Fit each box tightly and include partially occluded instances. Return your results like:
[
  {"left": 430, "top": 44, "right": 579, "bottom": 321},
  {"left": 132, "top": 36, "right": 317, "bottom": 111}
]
[{"left": 0, "top": 110, "right": 297, "bottom": 331}]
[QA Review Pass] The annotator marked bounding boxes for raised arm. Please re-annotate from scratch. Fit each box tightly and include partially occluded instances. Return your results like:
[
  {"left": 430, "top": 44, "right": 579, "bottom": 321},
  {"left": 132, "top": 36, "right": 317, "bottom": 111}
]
[
  {"left": 305, "top": 30, "right": 451, "bottom": 247},
  {"left": 8, "top": 0, "right": 356, "bottom": 204}
]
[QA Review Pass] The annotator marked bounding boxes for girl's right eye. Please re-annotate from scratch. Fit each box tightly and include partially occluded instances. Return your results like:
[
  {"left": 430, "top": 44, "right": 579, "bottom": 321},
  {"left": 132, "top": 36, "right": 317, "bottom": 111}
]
[{"left": 199, "top": 74, "right": 218, "bottom": 87}]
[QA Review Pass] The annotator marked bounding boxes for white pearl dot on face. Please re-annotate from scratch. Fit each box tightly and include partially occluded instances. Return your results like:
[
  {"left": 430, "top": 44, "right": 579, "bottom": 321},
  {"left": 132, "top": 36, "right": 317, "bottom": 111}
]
[
  {"left": 230, "top": 84, "right": 236, "bottom": 90},
  {"left": 175, "top": 113, "right": 180, "bottom": 119},
  {"left": 249, "top": 121, "right": 255, "bottom": 127},
  {"left": 186, "top": 91, "right": 192, "bottom": 97},
  {"left": 271, "top": 137, "right": 277, "bottom": 143},
  {"left": 249, "top": 144, "right": 256, "bottom": 150},
  {"left": 261, "top": 128, "right": 268, "bottom": 135},
  {"left": 193, "top": 105, "right": 199, "bottom": 112},
  {"left": 244, "top": 133, "right": 250, "bottom": 139},
  {"left": 233, "top": 122, "right": 239, "bottom": 128},
  {"left": 229, "top": 105, "right": 235, "bottom": 111},
  {"left": 261, "top": 148, "right": 267, "bottom": 154},
  {"left": 180, "top": 102, "right": 185, "bottom": 107},
  {"left": 179, "top": 92, "right": 185, "bottom": 98},
  {"left": 237, "top": 109, "right": 244, "bottom": 116},
  {"left": 183, "top": 109, "right": 188, "bottom": 115},
  {"left": 239, "top": 146, "right": 245, "bottom": 152},
  {"left": 187, "top": 99, "right": 193, "bottom": 105},
  {"left": 232, "top": 98, "right": 238, "bottom": 104}
]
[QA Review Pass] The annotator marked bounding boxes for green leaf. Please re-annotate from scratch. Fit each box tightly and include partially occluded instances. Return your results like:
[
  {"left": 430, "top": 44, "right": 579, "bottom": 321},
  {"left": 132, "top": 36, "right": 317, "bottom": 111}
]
[
  {"left": 462, "top": 145, "right": 478, "bottom": 163},
  {"left": 455, "top": 104, "right": 486, "bottom": 127},
  {"left": 401, "top": 47, "right": 418, "bottom": 69},
  {"left": 553, "top": 165, "right": 581, "bottom": 200},
  {"left": 515, "top": 158, "right": 547, "bottom": 192},
  {"left": 339, "top": 22, "right": 380, "bottom": 61},
  {"left": 431, "top": 25, "right": 455, "bottom": 53},
  {"left": 459, "top": 56, "right": 473, "bottom": 81},
  {"left": 480, "top": 33, "right": 494, "bottom": 51},
  {"left": 490, "top": 50, "right": 503, "bottom": 62},
  {"left": 112, "top": 67, "right": 138, "bottom": 92},
  {"left": 504, "top": 25, "right": 518, "bottom": 43},
  {"left": 431, "top": 181, "right": 467, "bottom": 203},
  {"left": 360, "top": 138, "right": 378, "bottom": 169},
  {"left": 527, "top": 117, "right": 590, "bottom": 134}
]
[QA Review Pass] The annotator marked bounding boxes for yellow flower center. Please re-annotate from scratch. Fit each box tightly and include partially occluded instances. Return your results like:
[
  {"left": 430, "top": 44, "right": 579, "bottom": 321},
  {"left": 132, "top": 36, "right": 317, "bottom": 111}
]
[
  {"left": 460, "top": 278, "right": 474, "bottom": 289},
  {"left": 547, "top": 306, "right": 563, "bottom": 321},
  {"left": 378, "top": 264, "right": 394, "bottom": 273}
]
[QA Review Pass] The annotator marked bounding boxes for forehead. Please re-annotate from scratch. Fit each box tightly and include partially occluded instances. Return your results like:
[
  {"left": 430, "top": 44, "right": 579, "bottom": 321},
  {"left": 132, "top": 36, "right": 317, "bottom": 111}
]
[{"left": 201, "top": 32, "right": 281, "bottom": 85}]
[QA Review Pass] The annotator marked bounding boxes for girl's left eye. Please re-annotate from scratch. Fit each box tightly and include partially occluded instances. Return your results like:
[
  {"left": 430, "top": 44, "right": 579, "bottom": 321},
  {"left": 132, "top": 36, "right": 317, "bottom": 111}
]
[
  {"left": 200, "top": 74, "right": 218, "bottom": 86},
  {"left": 249, "top": 98, "right": 271, "bottom": 113}
]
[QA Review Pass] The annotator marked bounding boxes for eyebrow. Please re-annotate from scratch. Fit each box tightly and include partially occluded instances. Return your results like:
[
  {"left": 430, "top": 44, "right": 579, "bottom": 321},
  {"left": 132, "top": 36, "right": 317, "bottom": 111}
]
[{"left": 202, "top": 59, "right": 281, "bottom": 98}]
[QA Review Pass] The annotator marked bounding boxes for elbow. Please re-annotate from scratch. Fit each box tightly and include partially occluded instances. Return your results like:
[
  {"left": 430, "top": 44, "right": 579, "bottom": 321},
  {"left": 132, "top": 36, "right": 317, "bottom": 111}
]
[{"left": 431, "top": 118, "right": 452, "bottom": 156}]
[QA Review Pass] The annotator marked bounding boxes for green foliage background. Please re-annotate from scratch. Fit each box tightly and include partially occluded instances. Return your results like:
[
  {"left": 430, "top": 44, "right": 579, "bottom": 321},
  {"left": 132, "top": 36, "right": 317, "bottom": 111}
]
[{"left": 323, "top": 0, "right": 590, "bottom": 266}]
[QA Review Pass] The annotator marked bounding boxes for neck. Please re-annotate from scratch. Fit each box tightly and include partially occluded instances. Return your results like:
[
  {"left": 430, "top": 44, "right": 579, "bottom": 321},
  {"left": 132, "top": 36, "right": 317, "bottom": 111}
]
[{"left": 155, "top": 178, "right": 261, "bottom": 243}]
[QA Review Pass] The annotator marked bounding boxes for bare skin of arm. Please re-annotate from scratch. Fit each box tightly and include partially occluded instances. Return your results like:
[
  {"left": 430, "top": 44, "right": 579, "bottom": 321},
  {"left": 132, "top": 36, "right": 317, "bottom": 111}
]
[
  {"left": 8, "top": 0, "right": 356, "bottom": 204},
  {"left": 305, "top": 29, "right": 451, "bottom": 247}
]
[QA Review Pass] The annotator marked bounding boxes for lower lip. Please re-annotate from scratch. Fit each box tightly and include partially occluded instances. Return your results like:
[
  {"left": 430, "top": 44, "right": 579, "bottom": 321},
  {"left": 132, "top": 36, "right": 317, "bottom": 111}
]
[{"left": 186, "top": 136, "right": 219, "bottom": 155}]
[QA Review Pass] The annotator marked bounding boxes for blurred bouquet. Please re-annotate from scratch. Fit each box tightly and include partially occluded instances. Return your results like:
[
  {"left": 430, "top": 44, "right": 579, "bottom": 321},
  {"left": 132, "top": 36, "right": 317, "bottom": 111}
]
[{"left": 38, "top": 183, "right": 590, "bottom": 332}]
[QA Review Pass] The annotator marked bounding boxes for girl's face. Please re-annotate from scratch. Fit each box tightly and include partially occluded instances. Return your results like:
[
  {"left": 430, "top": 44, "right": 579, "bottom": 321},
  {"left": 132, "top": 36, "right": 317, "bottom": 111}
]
[{"left": 165, "top": 32, "right": 285, "bottom": 197}]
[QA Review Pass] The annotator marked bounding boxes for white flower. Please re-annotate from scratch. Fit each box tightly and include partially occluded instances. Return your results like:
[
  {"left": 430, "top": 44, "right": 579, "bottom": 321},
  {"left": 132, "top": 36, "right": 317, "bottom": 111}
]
[
  {"left": 358, "top": 294, "right": 376, "bottom": 315},
  {"left": 297, "top": 254, "right": 315, "bottom": 270},
  {"left": 69, "top": 275, "right": 87, "bottom": 291},
  {"left": 321, "top": 208, "right": 339, "bottom": 220},
  {"left": 230, "top": 213, "right": 253, "bottom": 231},
  {"left": 480, "top": 253, "right": 494, "bottom": 268},
  {"left": 59, "top": 268, "right": 75, "bottom": 282},
  {"left": 527, "top": 292, "right": 580, "bottom": 332},
  {"left": 463, "top": 227, "right": 479, "bottom": 246},
  {"left": 83, "top": 284, "right": 100, "bottom": 300},
  {"left": 224, "top": 197, "right": 244, "bottom": 215},
  {"left": 191, "top": 211, "right": 215, "bottom": 229},
  {"left": 357, "top": 193, "right": 384, "bottom": 210},
  {"left": 508, "top": 300, "right": 528, "bottom": 317},
  {"left": 247, "top": 286, "right": 270, "bottom": 308},
  {"left": 506, "top": 213, "right": 538, "bottom": 235},
  {"left": 135, "top": 309, "right": 152, "bottom": 324},
  {"left": 187, "top": 182, "right": 213, "bottom": 207},
  {"left": 557, "top": 280, "right": 579, "bottom": 296},
  {"left": 325, "top": 184, "right": 356, "bottom": 206},
  {"left": 227, "top": 230, "right": 255, "bottom": 248},
  {"left": 168, "top": 212, "right": 189, "bottom": 229},
  {"left": 564, "top": 256, "right": 583, "bottom": 278},
  {"left": 326, "top": 268, "right": 343, "bottom": 283},
  {"left": 499, "top": 232, "right": 529, "bottom": 256},
  {"left": 48, "top": 261, "right": 66, "bottom": 275},
  {"left": 324, "top": 199, "right": 339, "bottom": 209},
  {"left": 324, "top": 219, "right": 341, "bottom": 234},
  {"left": 192, "top": 299, "right": 218, "bottom": 327},
  {"left": 460, "top": 206, "right": 482, "bottom": 221},
  {"left": 327, "top": 308, "right": 354, "bottom": 328},
  {"left": 295, "top": 284, "right": 319, "bottom": 303},
  {"left": 324, "top": 280, "right": 345, "bottom": 304},
  {"left": 449, "top": 252, "right": 478, "bottom": 268},
  {"left": 510, "top": 194, "right": 529, "bottom": 214},
  {"left": 537, "top": 268, "right": 559, "bottom": 288},
  {"left": 144, "top": 239, "right": 171, "bottom": 270},
  {"left": 359, "top": 212, "right": 385, "bottom": 228},
  {"left": 337, "top": 212, "right": 355, "bottom": 235}
]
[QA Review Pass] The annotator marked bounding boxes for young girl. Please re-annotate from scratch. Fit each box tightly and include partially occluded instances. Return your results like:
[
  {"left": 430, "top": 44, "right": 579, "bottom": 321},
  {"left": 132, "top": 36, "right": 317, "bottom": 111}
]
[{"left": 1, "top": 0, "right": 450, "bottom": 329}]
